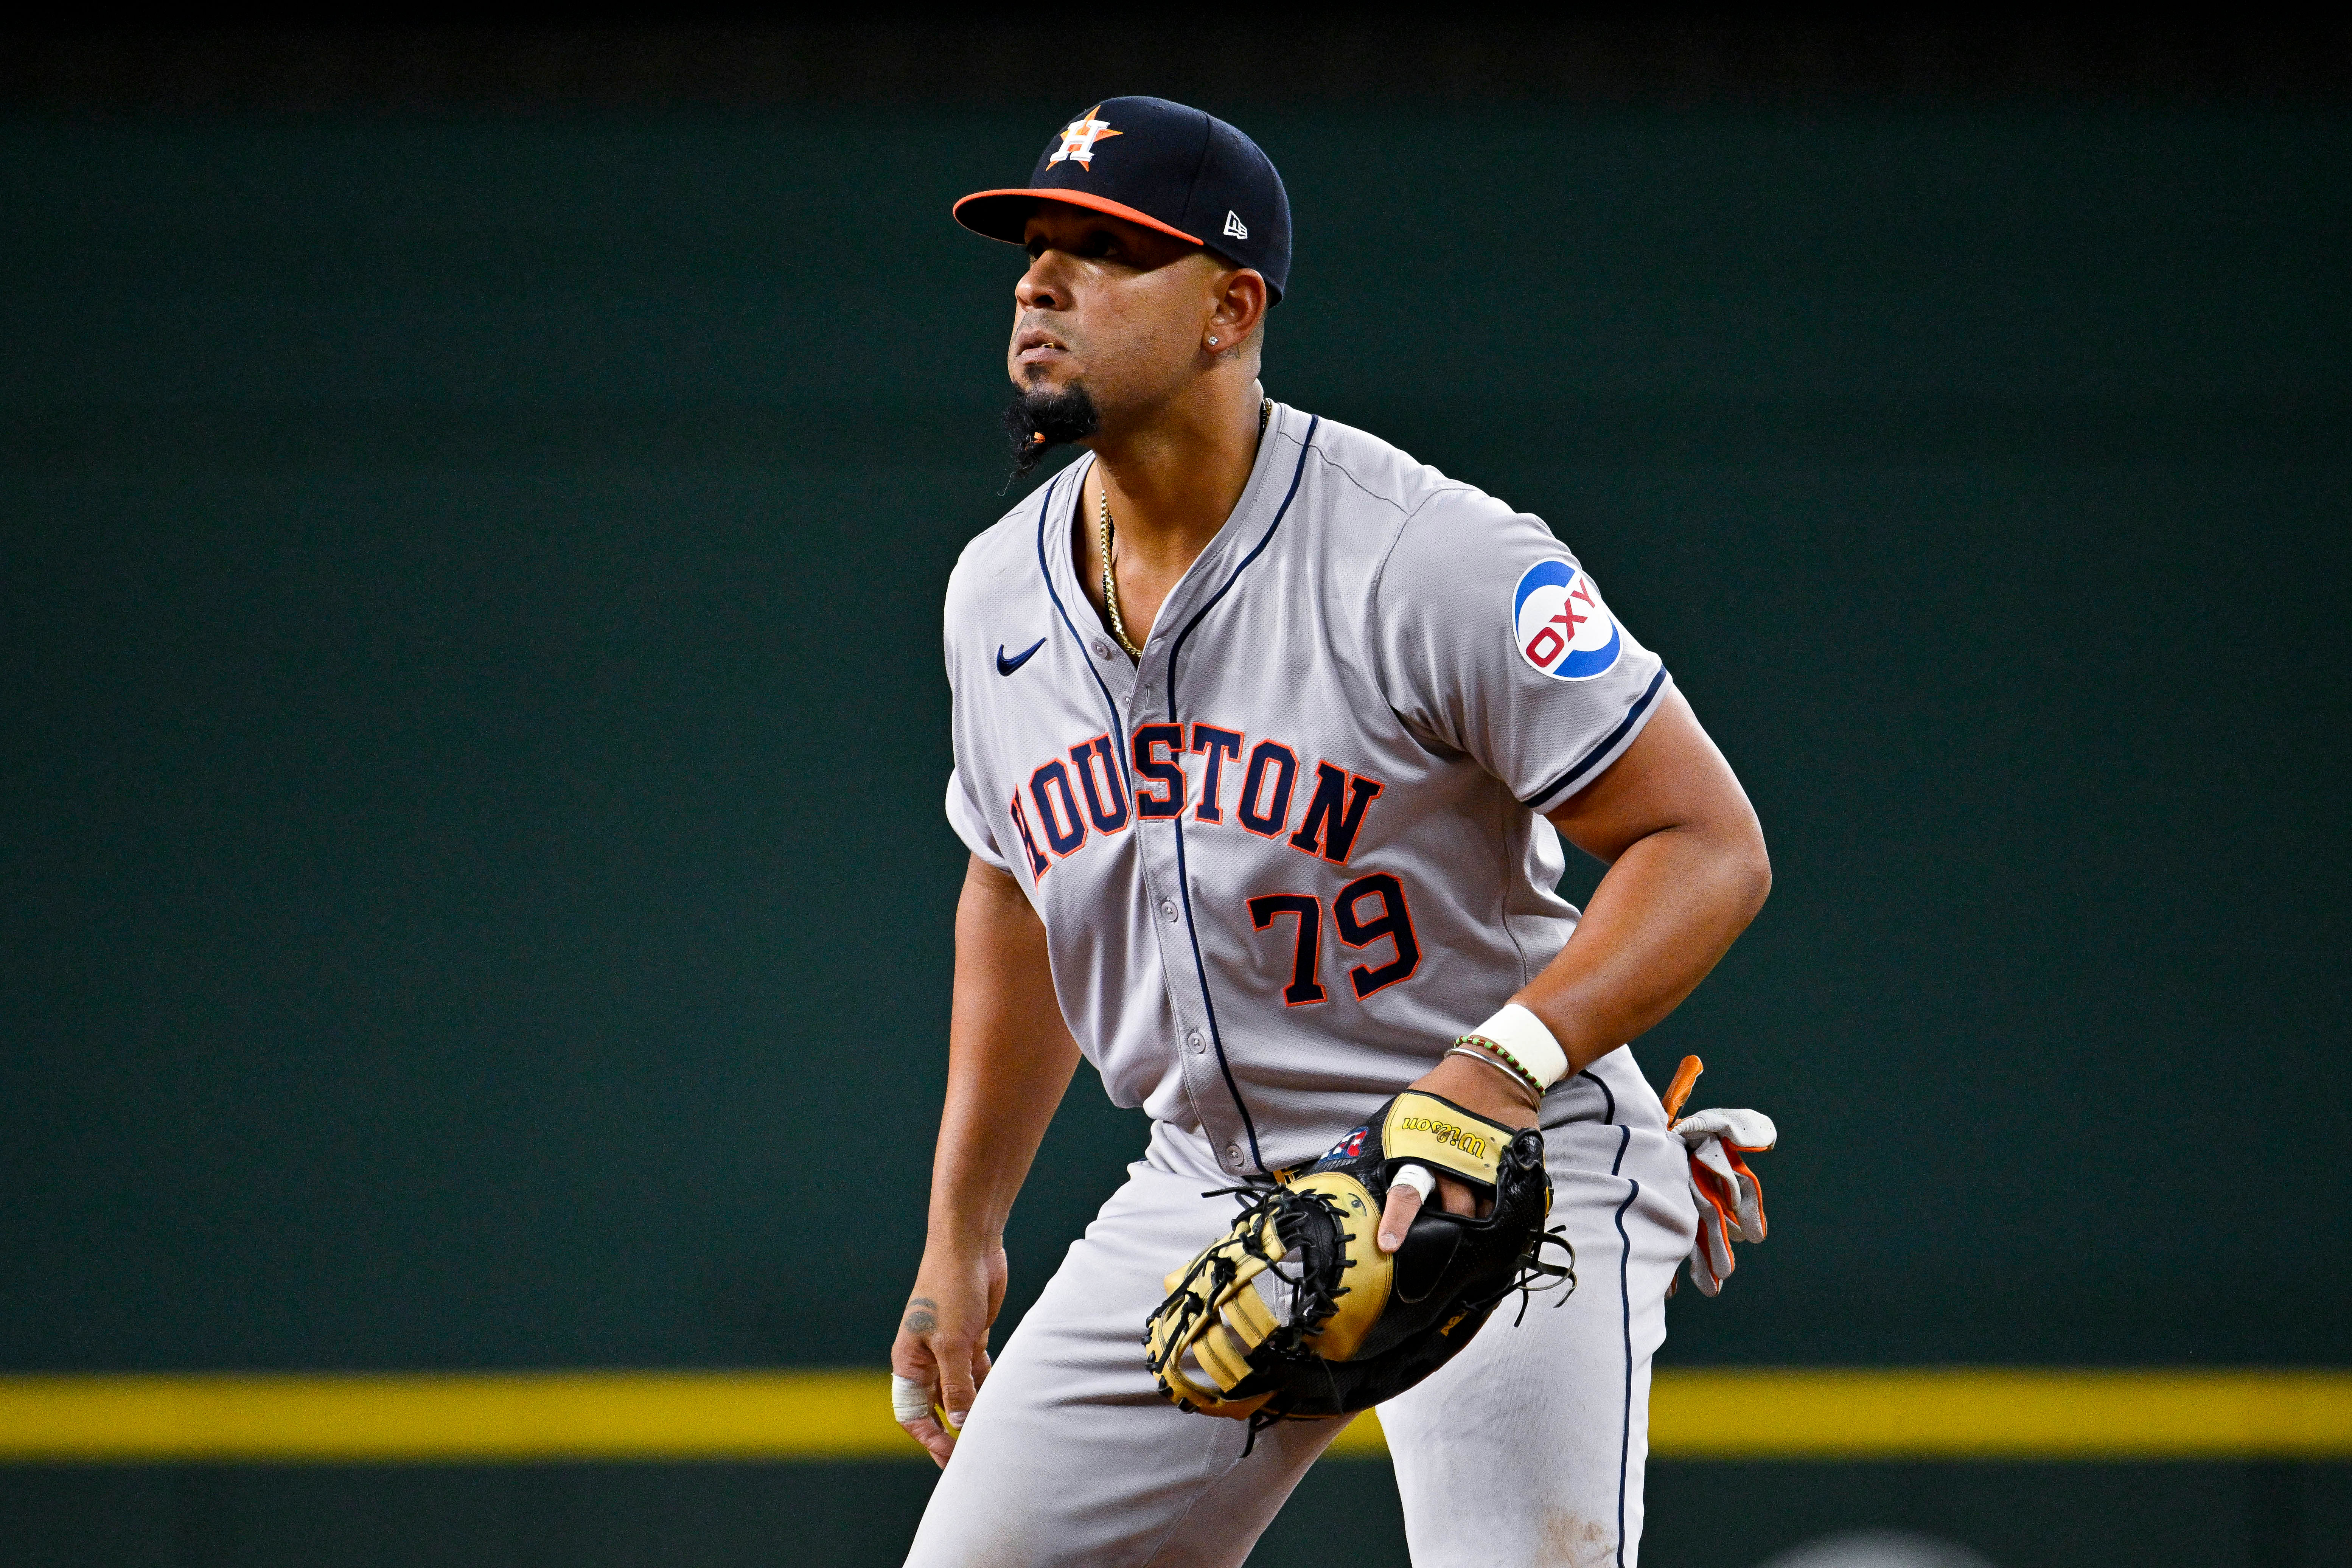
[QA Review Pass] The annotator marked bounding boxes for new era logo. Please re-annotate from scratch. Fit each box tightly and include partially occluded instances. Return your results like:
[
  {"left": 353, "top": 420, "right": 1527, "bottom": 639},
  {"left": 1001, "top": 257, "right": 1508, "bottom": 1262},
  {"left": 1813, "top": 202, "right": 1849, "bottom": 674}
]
[{"left": 1223, "top": 210, "right": 1248, "bottom": 240}]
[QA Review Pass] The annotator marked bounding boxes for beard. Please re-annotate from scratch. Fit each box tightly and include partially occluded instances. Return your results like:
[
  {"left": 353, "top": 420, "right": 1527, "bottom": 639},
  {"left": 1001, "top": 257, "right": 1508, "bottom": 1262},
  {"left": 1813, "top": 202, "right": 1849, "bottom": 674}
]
[{"left": 1002, "top": 381, "right": 1101, "bottom": 486}]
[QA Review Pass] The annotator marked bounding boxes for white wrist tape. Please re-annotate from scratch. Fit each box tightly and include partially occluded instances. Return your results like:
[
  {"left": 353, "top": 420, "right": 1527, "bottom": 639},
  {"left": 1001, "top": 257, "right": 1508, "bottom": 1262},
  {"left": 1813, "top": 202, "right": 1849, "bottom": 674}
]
[
  {"left": 890, "top": 1374, "right": 935, "bottom": 1425},
  {"left": 1391, "top": 1162, "right": 1437, "bottom": 1204},
  {"left": 1469, "top": 1002, "right": 1570, "bottom": 1090}
]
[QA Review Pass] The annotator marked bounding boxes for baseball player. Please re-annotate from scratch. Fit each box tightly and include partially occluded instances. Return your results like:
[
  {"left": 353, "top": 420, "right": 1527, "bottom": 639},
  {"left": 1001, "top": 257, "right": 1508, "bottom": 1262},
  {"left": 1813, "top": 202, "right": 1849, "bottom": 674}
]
[{"left": 891, "top": 96, "right": 1774, "bottom": 1566}]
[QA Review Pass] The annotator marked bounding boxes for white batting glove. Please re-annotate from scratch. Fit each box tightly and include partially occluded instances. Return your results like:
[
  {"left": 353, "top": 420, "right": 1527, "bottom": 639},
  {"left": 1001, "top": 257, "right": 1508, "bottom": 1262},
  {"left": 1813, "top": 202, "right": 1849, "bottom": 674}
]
[{"left": 1672, "top": 1106, "right": 1775, "bottom": 1298}]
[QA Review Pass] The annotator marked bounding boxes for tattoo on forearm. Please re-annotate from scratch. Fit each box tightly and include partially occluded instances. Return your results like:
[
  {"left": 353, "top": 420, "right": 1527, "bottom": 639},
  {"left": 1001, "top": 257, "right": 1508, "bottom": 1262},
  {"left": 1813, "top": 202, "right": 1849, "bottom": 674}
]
[{"left": 904, "top": 1297, "right": 937, "bottom": 1336}]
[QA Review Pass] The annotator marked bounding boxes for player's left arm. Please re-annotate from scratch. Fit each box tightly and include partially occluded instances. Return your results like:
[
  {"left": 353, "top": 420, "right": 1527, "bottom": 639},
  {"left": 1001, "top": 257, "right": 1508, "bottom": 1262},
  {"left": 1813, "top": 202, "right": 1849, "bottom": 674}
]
[
  {"left": 1384, "top": 684, "right": 1767, "bottom": 1243},
  {"left": 1522, "top": 682, "right": 1770, "bottom": 1066}
]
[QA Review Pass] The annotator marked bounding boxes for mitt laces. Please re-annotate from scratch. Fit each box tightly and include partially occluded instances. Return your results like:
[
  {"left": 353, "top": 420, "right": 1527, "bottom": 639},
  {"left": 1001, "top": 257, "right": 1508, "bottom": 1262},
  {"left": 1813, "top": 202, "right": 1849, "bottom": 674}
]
[
  {"left": 1145, "top": 1184, "right": 1362, "bottom": 1454},
  {"left": 1508, "top": 1224, "right": 1577, "bottom": 1326},
  {"left": 1211, "top": 1184, "right": 1356, "bottom": 1346},
  {"left": 1148, "top": 1187, "right": 1564, "bottom": 1451}
]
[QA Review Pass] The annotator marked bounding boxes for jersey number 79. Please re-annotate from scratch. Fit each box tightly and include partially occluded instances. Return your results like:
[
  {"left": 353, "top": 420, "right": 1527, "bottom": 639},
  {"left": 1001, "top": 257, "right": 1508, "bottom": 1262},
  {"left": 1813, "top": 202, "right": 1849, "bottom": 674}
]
[{"left": 1247, "top": 872, "right": 1420, "bottom": 1007}]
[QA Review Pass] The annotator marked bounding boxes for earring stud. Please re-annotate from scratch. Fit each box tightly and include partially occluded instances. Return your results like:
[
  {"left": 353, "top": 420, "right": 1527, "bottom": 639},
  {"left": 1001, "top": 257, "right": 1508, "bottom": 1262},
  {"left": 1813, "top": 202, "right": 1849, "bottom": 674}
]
[{"left": 1207, "top": 336, "right": 1219, "bottom": 346}]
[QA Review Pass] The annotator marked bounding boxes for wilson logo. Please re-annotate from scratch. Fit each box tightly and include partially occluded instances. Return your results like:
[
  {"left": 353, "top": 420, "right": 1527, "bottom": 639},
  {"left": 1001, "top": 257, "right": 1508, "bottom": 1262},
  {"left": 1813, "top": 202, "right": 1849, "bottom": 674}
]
[{"left": 1398, "top": 1117, "right": 1489, "bottom": 1160}]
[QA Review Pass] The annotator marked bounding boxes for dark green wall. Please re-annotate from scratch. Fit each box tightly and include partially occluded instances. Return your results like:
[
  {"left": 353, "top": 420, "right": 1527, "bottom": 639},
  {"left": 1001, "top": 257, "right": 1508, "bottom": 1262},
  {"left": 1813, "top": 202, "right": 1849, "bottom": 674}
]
[{"left": 3, "top": 105, "right": 2347, "bottom": 1564}]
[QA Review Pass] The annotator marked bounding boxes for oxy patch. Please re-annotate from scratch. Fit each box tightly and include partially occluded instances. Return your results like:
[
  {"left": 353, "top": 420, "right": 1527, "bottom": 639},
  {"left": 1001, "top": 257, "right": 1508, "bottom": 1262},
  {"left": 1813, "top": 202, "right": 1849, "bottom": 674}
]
[{"left": 1512, "top": 559, "right": 1622, "bottom": 681}]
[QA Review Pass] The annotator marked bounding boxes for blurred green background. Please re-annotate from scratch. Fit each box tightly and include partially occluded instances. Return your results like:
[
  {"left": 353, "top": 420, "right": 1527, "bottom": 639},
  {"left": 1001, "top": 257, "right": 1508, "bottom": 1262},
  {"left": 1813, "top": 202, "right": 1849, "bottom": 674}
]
[{"left": 3, "top": 22, "right": 2348, "bottom": 1566}]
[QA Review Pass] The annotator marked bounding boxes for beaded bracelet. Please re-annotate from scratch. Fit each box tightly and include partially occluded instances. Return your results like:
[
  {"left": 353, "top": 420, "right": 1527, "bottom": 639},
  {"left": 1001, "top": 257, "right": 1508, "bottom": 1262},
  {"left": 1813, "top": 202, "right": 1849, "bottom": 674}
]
[
  {"left": 1447, "top": 1041, "right": 1542, "bottom": 1108},
  {"left": 1454, "top": 1033, "right": 1546, "bottom": 1096}
]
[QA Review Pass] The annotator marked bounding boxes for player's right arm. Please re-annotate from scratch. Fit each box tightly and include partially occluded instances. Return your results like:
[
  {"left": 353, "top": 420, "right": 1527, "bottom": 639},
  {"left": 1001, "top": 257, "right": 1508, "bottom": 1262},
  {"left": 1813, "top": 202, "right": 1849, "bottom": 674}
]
[{"left": 892, "top": 852, "right": 1083, "bottom": 1466}]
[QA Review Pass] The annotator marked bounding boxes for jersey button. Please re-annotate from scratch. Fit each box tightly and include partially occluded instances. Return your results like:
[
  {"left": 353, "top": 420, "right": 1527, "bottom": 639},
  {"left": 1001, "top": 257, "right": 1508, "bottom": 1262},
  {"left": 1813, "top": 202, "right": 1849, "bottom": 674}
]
[
  {"left": 1159, "top": 898, "right": 1177, "bottom": 921},
  {"left": 1224, "top": 1145, "right": 1242, "bottom": 1168},
  {"left": 1091, "top": 639, "right": 1114, "bottom": 659},
  {"left": 1188, "top": 1030, "right": 1206, "bottom": 1054}
]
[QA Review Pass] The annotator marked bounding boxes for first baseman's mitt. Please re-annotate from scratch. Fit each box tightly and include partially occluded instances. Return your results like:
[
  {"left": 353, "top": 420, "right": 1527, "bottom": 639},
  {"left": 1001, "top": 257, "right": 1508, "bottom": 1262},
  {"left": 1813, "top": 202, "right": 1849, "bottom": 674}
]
[{"left": 1143, "top": 1091, "right": 1569, "bottom": 1442}]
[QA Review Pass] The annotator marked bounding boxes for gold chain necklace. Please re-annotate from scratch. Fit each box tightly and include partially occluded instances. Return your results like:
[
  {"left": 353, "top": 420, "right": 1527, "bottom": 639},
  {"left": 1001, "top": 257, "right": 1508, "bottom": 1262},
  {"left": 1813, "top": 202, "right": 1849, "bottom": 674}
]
[{"left": 1101, "top": 398, "right": 1272, "bottom": 660}]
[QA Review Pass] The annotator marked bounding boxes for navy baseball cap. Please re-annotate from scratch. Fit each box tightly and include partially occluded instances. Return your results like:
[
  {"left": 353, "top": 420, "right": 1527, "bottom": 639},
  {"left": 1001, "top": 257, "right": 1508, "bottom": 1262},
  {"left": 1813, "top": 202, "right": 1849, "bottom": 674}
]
[{"left": 954, "top": 97, "right": 1293, "bottom": 303}]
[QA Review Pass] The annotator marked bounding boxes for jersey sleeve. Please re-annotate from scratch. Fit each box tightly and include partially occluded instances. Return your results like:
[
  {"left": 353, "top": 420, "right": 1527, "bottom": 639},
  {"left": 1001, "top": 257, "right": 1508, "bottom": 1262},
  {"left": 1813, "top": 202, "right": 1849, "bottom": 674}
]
[
  {"left": 945, "top": 767, "right": 1013, "bottom": 874},
  {"left": 940, "top": 541, "right": 1017, "bottom": 877},
  {"left": 1369, "top": 489, "right": 1671, "bottom": 812}
]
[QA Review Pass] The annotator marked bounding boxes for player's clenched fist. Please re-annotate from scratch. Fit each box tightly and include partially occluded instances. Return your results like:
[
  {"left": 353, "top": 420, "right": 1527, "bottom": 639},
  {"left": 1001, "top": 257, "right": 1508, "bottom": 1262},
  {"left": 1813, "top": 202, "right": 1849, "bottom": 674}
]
[
  {"left": 1373, "top": 1043, "right": 1544, "bottom": 1249},
  {"left": 891, "top": 1244, "right": 1007, "bottom": 1466}
]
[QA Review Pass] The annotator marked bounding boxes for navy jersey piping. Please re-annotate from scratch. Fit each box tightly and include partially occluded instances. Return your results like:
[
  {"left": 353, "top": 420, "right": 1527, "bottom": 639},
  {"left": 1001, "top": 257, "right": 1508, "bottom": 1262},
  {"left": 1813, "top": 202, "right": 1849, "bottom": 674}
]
[
  {"left": 1169, "top": 820, "right": 1258, "bottom": 1168},
  {"left": 1162, "top": 417, "right": 1319, "bottom": 1173},
  {"left": 1163, "top": 419, "right": 1320, "bottom": 719},
  {"left": 1519, "top": 667, "right": 1669, "bottom": 811},
  {"left": 1585, "top": 1067, "right": 1618, "bottom": 1125},
  {"left": 1609, "top": 1124, "right": 1637, "bottom": 1567},
  {"left": 1030, "top": 468, "right": 1135, "bottom": 795},
  {"left": 1542, "top": 1064, "right": 1619, "bottom": 1135}
]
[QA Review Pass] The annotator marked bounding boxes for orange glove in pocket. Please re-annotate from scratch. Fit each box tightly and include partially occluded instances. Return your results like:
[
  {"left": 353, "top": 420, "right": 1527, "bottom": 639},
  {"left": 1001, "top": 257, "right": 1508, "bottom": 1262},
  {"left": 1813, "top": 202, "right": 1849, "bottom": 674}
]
[{"left": 1660, "top": 1056, "right": 1776, "bottom": 1298}]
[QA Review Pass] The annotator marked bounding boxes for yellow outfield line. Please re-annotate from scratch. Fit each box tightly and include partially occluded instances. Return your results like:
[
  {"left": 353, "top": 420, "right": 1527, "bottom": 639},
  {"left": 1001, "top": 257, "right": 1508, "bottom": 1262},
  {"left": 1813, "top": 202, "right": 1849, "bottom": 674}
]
[
  {"left": 0, "top": 1372, "right": 900, "bottom": 1462},
  {"left": 1642, "top": 1369, "right": 2352, "bottom": 1459},
  {"left": 0, "top": 1369, "right": 2346, "bottom": 1463}
]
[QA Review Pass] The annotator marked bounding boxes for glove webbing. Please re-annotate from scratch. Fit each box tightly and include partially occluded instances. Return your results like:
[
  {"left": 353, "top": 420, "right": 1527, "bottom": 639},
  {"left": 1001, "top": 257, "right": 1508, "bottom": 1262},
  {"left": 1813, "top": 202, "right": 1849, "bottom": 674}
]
[{"left": 1147, "top": 1185, "right": 1357, "bottom": 1422}]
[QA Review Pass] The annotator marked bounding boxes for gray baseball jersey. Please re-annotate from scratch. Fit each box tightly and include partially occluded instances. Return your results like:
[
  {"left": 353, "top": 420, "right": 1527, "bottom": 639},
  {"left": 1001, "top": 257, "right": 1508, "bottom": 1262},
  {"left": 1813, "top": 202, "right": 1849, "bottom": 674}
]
[{"left": 942, "top": 401, "right": 1670, "bottom": 1176}]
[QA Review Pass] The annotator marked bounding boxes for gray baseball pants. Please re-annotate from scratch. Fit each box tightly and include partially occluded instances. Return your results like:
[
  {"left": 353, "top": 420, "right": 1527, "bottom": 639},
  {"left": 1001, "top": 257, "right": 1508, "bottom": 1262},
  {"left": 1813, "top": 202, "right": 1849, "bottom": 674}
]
[{"left": 902, "top": 1047, "right": 1696, "bottom": 1568}]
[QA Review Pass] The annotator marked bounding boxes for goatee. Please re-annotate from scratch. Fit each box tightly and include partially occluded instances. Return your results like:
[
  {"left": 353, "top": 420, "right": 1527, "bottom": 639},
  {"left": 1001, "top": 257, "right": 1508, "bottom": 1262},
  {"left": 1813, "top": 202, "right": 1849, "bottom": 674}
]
[{"left": 1002, "top": 382, "right": 1101, "bottom": 487}]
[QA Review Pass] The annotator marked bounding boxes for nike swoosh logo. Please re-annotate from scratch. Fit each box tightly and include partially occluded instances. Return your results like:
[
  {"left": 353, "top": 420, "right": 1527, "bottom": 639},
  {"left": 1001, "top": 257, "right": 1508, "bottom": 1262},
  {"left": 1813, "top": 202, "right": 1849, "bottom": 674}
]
[{"left": 996, "top": 637, "right": 1047, "bottom": 676}]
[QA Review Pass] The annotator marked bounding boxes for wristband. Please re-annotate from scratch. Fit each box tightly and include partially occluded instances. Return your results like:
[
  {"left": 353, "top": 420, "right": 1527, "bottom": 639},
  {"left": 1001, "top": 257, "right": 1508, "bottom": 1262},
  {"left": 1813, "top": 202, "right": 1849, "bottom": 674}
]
[{"left": 1465, "top": 1002, "right": 1569, "bottom": 1091}]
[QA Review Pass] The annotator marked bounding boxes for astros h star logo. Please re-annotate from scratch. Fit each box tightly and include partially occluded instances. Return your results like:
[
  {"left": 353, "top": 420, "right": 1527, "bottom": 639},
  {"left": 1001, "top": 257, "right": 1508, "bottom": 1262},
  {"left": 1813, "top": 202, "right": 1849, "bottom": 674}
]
[{"left": 1048, "top": 106, "right": 1122, "bottom": 170}]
